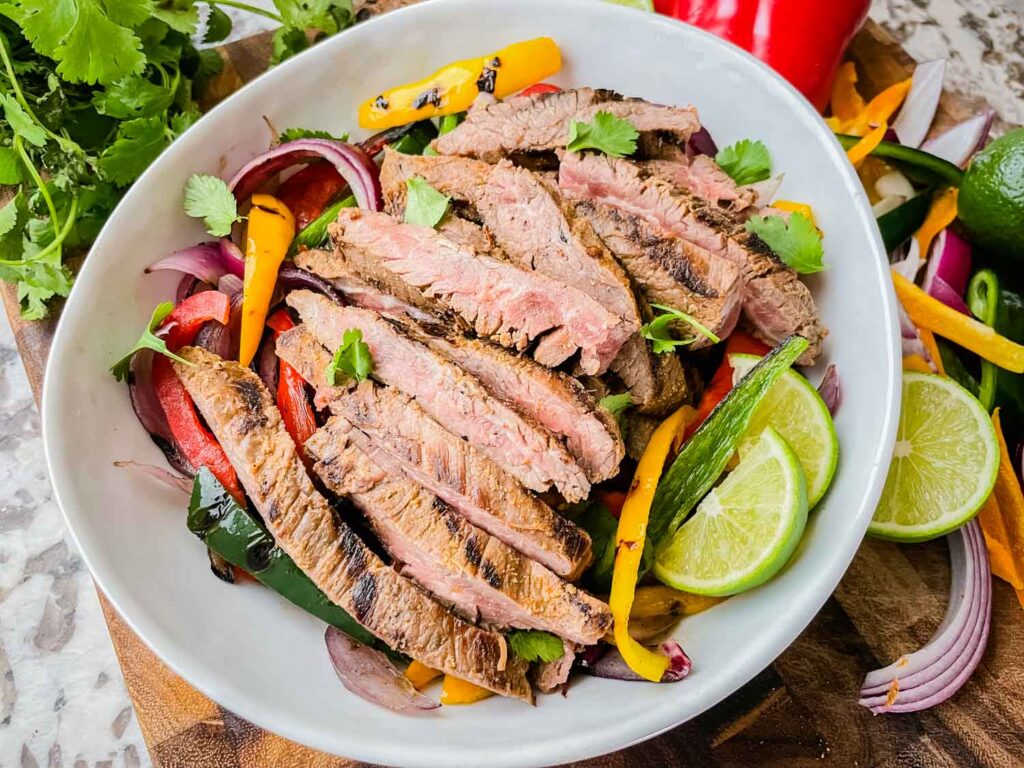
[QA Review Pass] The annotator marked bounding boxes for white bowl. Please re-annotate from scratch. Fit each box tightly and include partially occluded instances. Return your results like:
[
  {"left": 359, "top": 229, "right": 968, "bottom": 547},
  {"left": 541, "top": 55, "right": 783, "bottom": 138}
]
[{"left": 42, "top": 1, "right": 900, "bottom": 765}]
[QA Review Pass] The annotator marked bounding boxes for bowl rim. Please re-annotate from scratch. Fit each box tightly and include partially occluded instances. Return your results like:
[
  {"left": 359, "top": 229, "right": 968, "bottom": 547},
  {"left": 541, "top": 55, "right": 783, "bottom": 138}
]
[{"left": 40, "top": 1, "right": 901, "bottom": 765}]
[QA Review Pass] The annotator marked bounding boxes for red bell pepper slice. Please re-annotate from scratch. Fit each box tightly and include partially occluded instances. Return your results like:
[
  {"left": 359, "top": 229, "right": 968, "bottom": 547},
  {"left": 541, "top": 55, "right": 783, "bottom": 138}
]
[
  {"left": 266, "top": 309, "right": 317, "bottom": 455},
  {"left": 276, "top": 162, "right": 348, "bottom": 231},
  {"left": 684, "top": 331, "right": 771, "bottom": 439},
  {"left": 520, "top": 83, "right": 561, "bottom": 97},
  {"left": 153, "top": 291, "right": 243, "bottom": 503}
]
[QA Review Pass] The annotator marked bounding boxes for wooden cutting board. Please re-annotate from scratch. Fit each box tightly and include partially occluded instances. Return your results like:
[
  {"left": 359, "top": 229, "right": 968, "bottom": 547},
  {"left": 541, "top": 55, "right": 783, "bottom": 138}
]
[{"left": 5, "top": 16, "right": 1023, "bottom": 768}]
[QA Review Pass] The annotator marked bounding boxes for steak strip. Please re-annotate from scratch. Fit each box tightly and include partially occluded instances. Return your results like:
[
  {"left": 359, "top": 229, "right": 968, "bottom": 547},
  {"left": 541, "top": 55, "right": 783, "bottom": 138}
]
[
  {"left": 286, "top": 289, "right": 591, "bottom": 501},
  {"left": 171, "top": 346, "right": 532, "bottom": 701},
  {"left": 307, "top": 417, "right": 611, "bottom": 645},
  {"left": 276, "top": 326, "right": 593, "bottom": 578}
]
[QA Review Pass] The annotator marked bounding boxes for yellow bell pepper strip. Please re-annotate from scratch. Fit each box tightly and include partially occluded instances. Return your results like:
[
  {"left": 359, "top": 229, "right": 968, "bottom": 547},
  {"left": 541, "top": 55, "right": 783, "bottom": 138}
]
[
  {"left": 359, "top": 38, "right": 562, "bottom": 130},
  {"left": 846, "top": 122, "right": 889, "bottom": 165},
  {"left": 981, "top": 410, "right": 1024, "bottom": 595},
  {"left": 893, "top": 272, "right": 1024, "bottom": 374},
  {"left": 610, "top": 405, "right": 695, "bottom": 682},
  {"left": 440, "top": 675, "right": 494, "bottom": 705},
  {"left": 902, "top": 354, "right": 933, "bottom": 374},
  {"left": 912, "top": 187, "right": 958, "bottom": 259},
  {"left": 239, "top": 194, "right": 295, "bottom": 367},
  {"left": 772, "top": 200, "right": 816, "bottom": 225},
  {"left": 405, "top": 660, "right": 442, "bottom": 691},
  {"left": 916, "top": 327, "right": 945, "bottom": 375},
  {"left": 830, "top": 62, "right": 866, "bottom": 124}
]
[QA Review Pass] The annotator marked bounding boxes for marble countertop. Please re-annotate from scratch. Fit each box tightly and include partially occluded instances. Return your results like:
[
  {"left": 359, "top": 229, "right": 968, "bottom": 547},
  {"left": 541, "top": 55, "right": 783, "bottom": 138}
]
[{"left": 1, "top": 1, "right": 1021, "bottom": 765}]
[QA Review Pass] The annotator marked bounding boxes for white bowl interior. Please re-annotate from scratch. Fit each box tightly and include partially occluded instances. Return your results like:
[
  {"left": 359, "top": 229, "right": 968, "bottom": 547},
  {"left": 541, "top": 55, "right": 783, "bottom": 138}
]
[{"left": 42, "top": 1, "right": 900, "bottom": 766}]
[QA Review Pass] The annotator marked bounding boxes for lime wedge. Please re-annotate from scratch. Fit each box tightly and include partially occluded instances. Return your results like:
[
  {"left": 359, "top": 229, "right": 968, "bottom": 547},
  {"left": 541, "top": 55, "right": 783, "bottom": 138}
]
[
  {"left": 604, "top": 0, "right": 655, "bottom": 10},
  {"left": 869, "top": 372, "right": 998, "bottom": 542},
  {"left": 653, "top": 427, "right": 809, "bottom": 596},
  {"left": 730, "top": 354, "right": 839, "bottom": 508}
]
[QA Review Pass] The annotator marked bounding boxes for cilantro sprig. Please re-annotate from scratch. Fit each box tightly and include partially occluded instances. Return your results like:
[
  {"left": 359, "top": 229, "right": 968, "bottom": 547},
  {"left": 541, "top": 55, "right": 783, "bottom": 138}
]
[
  {"left": 566, "top": 112, "right": 639, "bottom": 158},
  {"left": 404, "top": 176, "right": 450, "bottom": 228},
  {"left": 109, "top": 301, "right": 192, "bottom": 382},
  {"left": 641, "top": 304, "right": 720, "bottom": 354},
  {"left": 507, "top": 630, "right": 564, "bottom": 663},
  {"left": 714, "top": 139, "right": 772, "bottom": 186},
  {"left": 745, "top": 212, "right": 825, "bottom": 274},
  {"left": 326, "top": 329, "right": 374, "bottom": 385},
  {"left": 183, "top": 173, "right": 242, "bottom": 237}
]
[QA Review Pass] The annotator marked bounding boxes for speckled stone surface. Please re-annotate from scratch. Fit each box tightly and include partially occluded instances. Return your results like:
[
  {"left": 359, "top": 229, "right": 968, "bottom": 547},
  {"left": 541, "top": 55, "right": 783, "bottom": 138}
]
[{"left": 0, "top": 2, "right": 1021, "bottom": 766}]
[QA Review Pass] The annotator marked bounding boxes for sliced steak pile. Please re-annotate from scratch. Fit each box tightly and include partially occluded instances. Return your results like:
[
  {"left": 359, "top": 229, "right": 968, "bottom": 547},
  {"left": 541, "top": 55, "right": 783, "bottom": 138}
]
[
  {"left": 287, "top": 289, "right": 591, "bottom": 501},
  {"left": 433, "top": 87, "right": 700, "bottom": 163},
  {"left": 380, "top": 150, "right": 686, "bottom": 414},
  {"left": 307, "top": 418, "right": 611, "bottom": 645},
  {"left": 326, "top": 208, "right": 630, "bottom": 375},
  {"left": 559, "top": 152, "right": 826, "bottom": 362},
  {"left": 276, "top": 327, "right": 593, "bottom": 578},
  {"left": 646, "top": 156, "right": 756, "bottom": 212},
  {"left": 572, "top": 199, "right": 743, "bottom": 342},
  {"left": 171, "top": 346, "right": 532, "bottom": 701}
]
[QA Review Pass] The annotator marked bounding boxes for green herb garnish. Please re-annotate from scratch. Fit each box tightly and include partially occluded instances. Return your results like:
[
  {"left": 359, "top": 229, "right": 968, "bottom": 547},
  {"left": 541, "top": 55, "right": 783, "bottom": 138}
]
[
  {"left": 279, "top": 127, "right": 350, "bottom": 143},
  {"left": 714, "top": 139, "right": 772, "bottom": 186},
  {"left": 641, "top": 304, "right": 719, "bottom": 354},
  {"left": 507, "top": 630, "right": 564, "bottom": 663},
  {"left": 326, "top": 328, "right": 373, "bottom": 385},
  {"left": 404, "top": 176, "right": 450, "bottom": 228},
  {"left": 745, "top": 212, "right": 825, "bottom": 274},
  {"left": 183, "top": 173, "right": 242, "bottom": 238},
  {"left": 110, "top": 301, "right": 192, "bottom": 382},
  {"left": 566, "top": 111, "right": 638, "bottom": 158}
]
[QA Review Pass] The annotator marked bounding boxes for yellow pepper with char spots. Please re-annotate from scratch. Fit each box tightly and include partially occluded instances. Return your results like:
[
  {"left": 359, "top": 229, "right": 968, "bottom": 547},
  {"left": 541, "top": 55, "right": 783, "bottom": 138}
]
[{"left": 358, "top": 37, "right": 562, "bottom": 130}]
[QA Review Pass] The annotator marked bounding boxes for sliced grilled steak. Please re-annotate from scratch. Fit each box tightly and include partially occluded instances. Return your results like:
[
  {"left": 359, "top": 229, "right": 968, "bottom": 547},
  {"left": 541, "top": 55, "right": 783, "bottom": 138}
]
[
  {"left": 559, "top": 152, "right": 826, "bottom": 363},
  {"left": 276, "top": 327, "right": 593, "bottom": 578},
  {"left": 380, "top": 150, "right": 490, "bottom": 216},
  {"left": 609, "top": 334, "right": 691, "bottom": 415},
  {"left": 532, "top": 642, "right": 579, "bottom": 693},
  {"left": 326, "top": 208, "right": 630, "bottom": 374},
  {"left": 307, "top": 419, "right": 611, "bottom": 645},
  {"left": 646, "top": 156, "right": 756, "bottom": 212},
  {"left": 286, "top": 289, "right": 591, "bottom": 501},
  {"left": 433, "top": 88, "right": 700, "bottom": 163},
  {"left": 171, "top": 346, "right": 532, "bottom": 701},
  {"left": 572, "top": 199, "right": 743, "bottom": 342}
]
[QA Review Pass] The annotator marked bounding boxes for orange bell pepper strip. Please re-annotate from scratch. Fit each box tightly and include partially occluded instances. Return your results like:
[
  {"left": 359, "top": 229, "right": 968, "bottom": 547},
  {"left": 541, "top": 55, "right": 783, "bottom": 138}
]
[
  {"left": 772, "top": 200, "right": 817, "bottom": 225},
  {"left": 902, "top": 354, "right": 932, "bottom": 374},
  {"left": 893, "top": 272, "right": 1024, "bottom": 374},
  {"left": 916, "top": 327, "right": 945, "bottom": 375},
  {"left": 830, "top": 62, "right": 865, "bottom": 124},
  {"left": 980, "top": 410, "right": 1024, "bottom": 595},
  {"left": 913, "top": 187, "right": 959, "bottom": 259},
  {"left": 610, "top": 405, "right": 696, "bottom": 682},
  {"left": 405, "top": 661, "right": 443, "bottom": 691},
  {"left": 846, "top": 122, "right": 889, "bottom": 165},
  {"left": 239, "top": 195, "right": 295, "bottom": 367},
  {"left": 844, "top": 78, "right": 912, "bottom": 135},
  {"left": 440, "top": 675, "right": 494, "bottom": 705},
  {"left": 359, "top": 38, "right": 562, "bottom": 130}
]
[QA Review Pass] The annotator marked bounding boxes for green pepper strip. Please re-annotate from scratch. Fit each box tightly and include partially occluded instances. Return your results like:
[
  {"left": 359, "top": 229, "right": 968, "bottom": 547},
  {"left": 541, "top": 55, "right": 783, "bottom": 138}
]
[
  {"left": 289, "top": 194, "right": 357, "bottom": 255},
  {"left": 876, "top": 191, "right": 933, "bottom": 252},
  {"left": 967, "top": 269, "right": 1001, "bottom": 410},
  {"left": 648, "top": 335, "right": 809, "bottom": 550},
  {"left": 187, "top": 468, "right": 382, "bottom": 649},
  {"left": 835, "top": 134, "right": 965, "bottom": 188}
]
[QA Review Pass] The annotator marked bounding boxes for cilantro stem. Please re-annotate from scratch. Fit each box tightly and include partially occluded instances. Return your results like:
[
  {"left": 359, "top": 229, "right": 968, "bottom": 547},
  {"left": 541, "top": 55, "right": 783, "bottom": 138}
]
[
  {"left": 0, "top": 37, "right": 63, "bottom": 144},
  {"left": 14, "top": 136, "right": 61, "bottom": 235},
  {"left": 209, "top": 0, "right": 285, "bottom": 23},
  {"left": 0, "top": 195, "right": 78, "bottom": 266}
]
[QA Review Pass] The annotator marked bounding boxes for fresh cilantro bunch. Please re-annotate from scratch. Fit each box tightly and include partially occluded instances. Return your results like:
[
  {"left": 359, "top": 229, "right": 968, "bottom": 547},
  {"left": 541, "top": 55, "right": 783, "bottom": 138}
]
[{"left": 0, "top": 0, "right": 353, "bottom": 319}]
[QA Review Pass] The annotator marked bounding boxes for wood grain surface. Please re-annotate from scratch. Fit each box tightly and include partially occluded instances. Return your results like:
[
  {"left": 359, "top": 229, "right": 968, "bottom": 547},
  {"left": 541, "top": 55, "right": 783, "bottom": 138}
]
[{"left": 5, "top": 14, "right": 1023, "bottom": 768}]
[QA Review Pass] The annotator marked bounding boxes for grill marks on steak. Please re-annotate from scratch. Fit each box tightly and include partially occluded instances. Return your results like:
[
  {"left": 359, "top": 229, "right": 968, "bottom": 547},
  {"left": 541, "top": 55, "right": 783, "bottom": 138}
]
[
  {"left": 433, "top": 87, "right": 700, "bottom": 163},
  {"left": 287, "top": 289, "right": 591, "bottom": 501},
  {"left": 275, "top": 327, "right": 593, "bottom": 579},
  {"left": 558, "top": 152, "right": 826, "bottom": 362},
  {"left": 170, "top": 346, "right": 532, "bottom": 701},
  {"left": 306, "top": 419, "right": 611, "bottom": 645},
  {"left": 326, "top": 208, "right": 628, "bottom": 374},
  {"left": 645, "top": 156, "right": 757, "bottom": 212}
]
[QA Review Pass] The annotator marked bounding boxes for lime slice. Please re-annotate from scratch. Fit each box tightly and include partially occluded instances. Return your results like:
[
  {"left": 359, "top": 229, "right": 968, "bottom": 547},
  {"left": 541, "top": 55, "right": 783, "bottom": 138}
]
[
  {"left": 869, "top": 372, "right": 998, "bottom": 542},
  {"left": 653, "top": 427, "right": 809, "bottom": 596},
  {"left": 730, "top": 354, "right": 839, "bottom": 508},
  {"left": 604, "top": 0, "right": 655, "bottom": 11}
]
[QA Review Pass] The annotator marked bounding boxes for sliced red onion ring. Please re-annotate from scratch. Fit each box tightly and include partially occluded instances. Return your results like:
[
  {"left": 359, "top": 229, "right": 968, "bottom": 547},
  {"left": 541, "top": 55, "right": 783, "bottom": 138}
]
[
  {"left": 687, "top": 126, "right": 718, "bottom": 157},
  {"left": 113, "top": 461, "right": 192, "bottom": 495},
  {"left": 229, "top": 139, "right": 381, "bottom": 212},
  {"left": 921, "top": 111, "right": 995, "bottom": 168},
  {"left": 922, "top": 228, "right": 972, "bottom": 296},
  {"left": 175, "top": 275, "right": 201, "bottom": 305},
  {"left": 817, "top": 364, "right": 841, "bottom": 416},
  {"left": 148, "top": 243, "right": 225, "bottom": 284},
  {"left": 892, "top": 239, "right": 925, "bottom": 282},
  {"left": 324, "top": 627, "right": 438, "bottom": 713},
  {"left": 218, "top": 273, "right": 243, "bottom": 296},
  {"left": 576, "top": 640, "right": 691, "bottom": 683},
  {"left": 277, "top": 265, "right": 343, "bottom": 304},
  {"left": 892, "top": 59, "right": 946, "bottom": 148},
  {"left": 127, "top": 350, "right": 195, "bottom": 476},
  {"left": 219, "top": 238, "right": 245, "bottom": 277},
  {"left": 859, "top": 520, "right": 990, "bottom": 713},
  {"left": 257, "top": 330, "right": 279, "bottom": 392},
  {"left": 926, "top": 275, "right": 970, "bottom": 315}
]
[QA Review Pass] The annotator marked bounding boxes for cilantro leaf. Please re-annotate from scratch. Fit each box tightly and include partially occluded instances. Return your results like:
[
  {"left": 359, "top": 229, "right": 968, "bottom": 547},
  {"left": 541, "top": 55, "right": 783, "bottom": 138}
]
[
  {"left": 325, "top": 328, "right": 374, "bottom": 385},
  {"left": 640, "top": 304, "right": 720, "bottom": 354},
  {"left": 714, "top": 139, "right": 772, "bottom": 186},
  {"left": 0, "top": 147, "right": 23, "bottom": 184},
  {"left": 151, "top": 0, "right": 201, "bottom": 34},
  {"left": 745, "top": 212, "right": 825, "bottom": 274},
  {"left": 271, "top": 25, "right": 309, "bottom": 64},
  {"left": 98, "top": 114, "right": 170, "bottom": 185},
  {"left": 92, "top": 75, "right": 175, "bottom": 120},
  {"left": 1, "top": 95, "right": 47, "bottom": 147},
  {"left": 110, "top": 301, "right": 192, "bottom": 381},
  {"left": 404, "top": 176, "right": 449, "bottom": 228},
  {"left": 279, "top": 127, "right": 349, "bottom": 143},
  {"left": 15, "top": 261, "right": 73, "bottom": 320},
  {"left": 507, "top": 630, "right": 564, "bottom": 664},
  {"left": 202, "top": 4, "right": 233, "bottom": 43},
  {"left": 183, "top": 173, "right": 241, "bottom": 237},
  {"left": 598, "top": 392, "right": 632, "bottom": 419},
  {"left": 0, "top": 196, "right": 21, "bottom": 237},
  {"left": 566, "top": 112, "right": 638, "bottom": 158}
]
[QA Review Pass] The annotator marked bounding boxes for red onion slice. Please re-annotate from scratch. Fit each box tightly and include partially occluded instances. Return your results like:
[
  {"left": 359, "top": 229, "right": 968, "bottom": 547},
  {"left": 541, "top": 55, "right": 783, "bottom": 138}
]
[
  {"left": 742, "top": 174, "right": 784, "bottom": 209},
  {"left": 113, "top": 461, "right": 192, "bottom": 495},
  {"left": 147, "top": 243, "right": 225, "bottom": 284},
  {"left": 324, "top": 627, "right": 438, "bottom": 713},
  {"left": 922, "top": 228, "right": 972, "bottom": 297},
  {"left": 687, "top": 126, "right": 718, "bottom": 157},
  {"left": 218, "top": 273, "right": 243, "bottom": 296},
  {"left": 576, "top": 640, "right": 691, "bottom": 683},
  {"left": 219, "top": 239, "right": 245, "bottom": 277},
  {"left": 892, "top": 59, "right": 946, "bottom": 148},
  {"left": 229, "top": 139, "right": 381, "bottom": 212},
  {"left": 858, "top": 520, "right": 990, "bottom": 713},
  {"left": 921, "top": 111, "right": 995, "bottom": 168},
  {"left": 276, "top": 265, "right": 344, "bottom": 304},
  {"left": 817, "top": 364, "right": 841, "bottom": 416},
  {"left": 925, "top": 275, "right": 970, "bottom": 315}
]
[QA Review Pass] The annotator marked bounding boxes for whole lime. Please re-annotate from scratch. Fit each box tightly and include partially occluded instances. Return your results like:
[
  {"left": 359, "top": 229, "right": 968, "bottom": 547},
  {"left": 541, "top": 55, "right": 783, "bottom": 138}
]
[{"left": 958, "top": 128, "right": 1024, "bottom": 263}]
